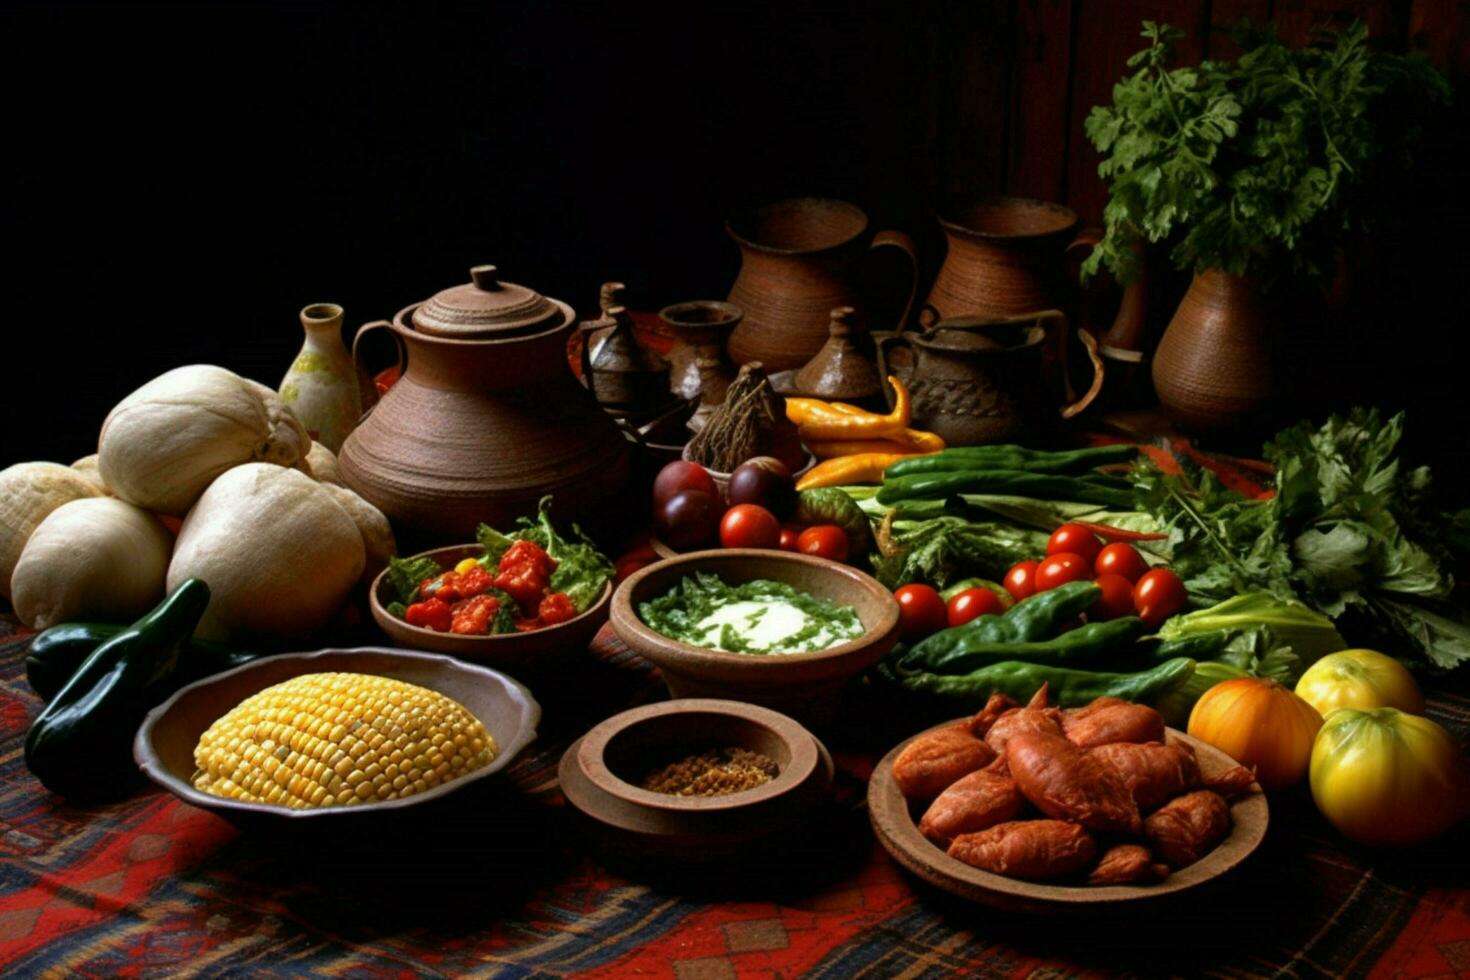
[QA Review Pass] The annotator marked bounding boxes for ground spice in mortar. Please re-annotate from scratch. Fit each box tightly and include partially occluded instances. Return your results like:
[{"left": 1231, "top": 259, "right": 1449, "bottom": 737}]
[{"left": 641, "top": 746, "right": 780, "bottom": 797}]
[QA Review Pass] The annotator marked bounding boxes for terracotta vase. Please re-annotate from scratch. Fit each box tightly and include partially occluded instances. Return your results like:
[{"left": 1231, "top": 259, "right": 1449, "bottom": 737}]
[
  {"left": 337, "top": 265, "right": 632, "bottom": 544},
  {"left": 726, "top": 198, "right": 916, "bottom": 371},
  {"left": 1152, "top": 269, "right": 1276, "bottom": 434},
  {"left": 928, "top": 196, "right": 1097, "bottom": 319},
  {"left": 278, "top": 303, "right": 364, "bottom": 453}
]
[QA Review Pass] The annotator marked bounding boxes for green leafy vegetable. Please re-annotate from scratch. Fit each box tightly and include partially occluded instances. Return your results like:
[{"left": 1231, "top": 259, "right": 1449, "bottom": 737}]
[
  {"left": 1157, "top": 591, "right": 1344, "bottom": 672},
  {"left": 385, "top": 555, "right": 445, "bottom": 607},
  {"left": 1083, "top": 20, "right": 1450, "bottom": 285},
  {"left": 872, "top": 515, "right": 1047, "bottom": 590},
  {"left": 1133, "top": 408, "right": 1469, "bottom": 671}
]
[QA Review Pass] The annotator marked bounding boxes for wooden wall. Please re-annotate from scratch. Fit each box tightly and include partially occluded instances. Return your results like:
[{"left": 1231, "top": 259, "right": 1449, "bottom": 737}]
[{"left": 926, "top": 0, "right": 1470, "bottom": 223}]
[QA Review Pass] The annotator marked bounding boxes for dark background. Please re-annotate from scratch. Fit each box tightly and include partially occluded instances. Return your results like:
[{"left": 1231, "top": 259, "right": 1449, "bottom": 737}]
[{"left": 2, "top": 0, "right": 1467, "bottom": 483}]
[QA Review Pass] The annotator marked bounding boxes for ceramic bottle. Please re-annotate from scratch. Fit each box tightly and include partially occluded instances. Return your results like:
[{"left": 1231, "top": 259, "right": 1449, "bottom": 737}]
[{"left": 278, "top": 303, "right": 362, "bottom": 453}]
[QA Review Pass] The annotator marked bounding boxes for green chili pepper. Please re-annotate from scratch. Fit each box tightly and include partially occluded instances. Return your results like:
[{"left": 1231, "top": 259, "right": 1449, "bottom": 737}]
[
  {"left": 25, "top": 622, "right": 258, "bottom": 703},
  {"left": 25, "top": 579, "right": 212, "bottom": 804},
  {"left": 1150, "top": 630, "right": 1232, "bottom": 663},
  {"left": 889, "top": 657, "right": 1197, "bottom": 708},
  {"left": 883, "top": 445, "right": 1136, "bottom": 479},
  {"left": 919, "top": 616, "right": 1147, "bottom": 675},
  {"left": 901, "top": 581, "right": 1101, "bottom": 670},
  {"left": 876, "top": 471, "right": 1136, "bottom": 508}
]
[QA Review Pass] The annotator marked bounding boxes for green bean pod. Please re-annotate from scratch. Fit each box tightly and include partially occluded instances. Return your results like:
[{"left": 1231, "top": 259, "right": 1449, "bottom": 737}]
[
  {"left": 876, "top": 470, "right": 1136, "bottom": 508},
  {"left": 883, "top": 444, "right": 1137, "bottom": 479},
  {"left": 891, "top": 657, "right": 1197, "bottom": 708}
]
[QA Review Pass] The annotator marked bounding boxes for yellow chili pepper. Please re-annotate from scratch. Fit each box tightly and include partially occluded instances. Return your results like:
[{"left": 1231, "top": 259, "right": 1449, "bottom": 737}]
[
  {"left": 806, "top": 438, "right": 928, "bottom": 459},
  {"left": 792, "top": 377, "right": 911, "bottom": 441},
  {"left": 797, "top": 451, "right": 934, "bottom": 491}
]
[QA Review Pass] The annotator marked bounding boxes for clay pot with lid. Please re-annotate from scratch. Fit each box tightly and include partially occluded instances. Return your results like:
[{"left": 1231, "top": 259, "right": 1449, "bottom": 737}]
[{"left": 338, "top": 264, "right": 632, "bottom": 544}]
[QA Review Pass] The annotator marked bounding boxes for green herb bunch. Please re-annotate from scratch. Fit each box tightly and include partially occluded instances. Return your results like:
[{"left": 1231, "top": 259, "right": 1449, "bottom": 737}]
[
  {"left": 1083, "top": 20, "right": 1450, "bottom": 284},
  {"left": 1132, "top": 408, "right": 1470, "bottom": 671}
]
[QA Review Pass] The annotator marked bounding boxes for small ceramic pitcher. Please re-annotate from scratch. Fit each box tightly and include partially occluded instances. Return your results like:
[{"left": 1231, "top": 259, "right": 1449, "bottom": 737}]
[
  {"left": 876, "top": 308, "right": 1105, "bottom": 446},
  {"left": 726, "top": 198, "right": 917, "bottom": 371}
]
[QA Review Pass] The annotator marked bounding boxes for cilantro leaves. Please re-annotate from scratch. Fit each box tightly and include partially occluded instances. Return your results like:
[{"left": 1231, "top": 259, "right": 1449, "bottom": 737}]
[{"left": 1083, "top": 20, "right": 1450, "bottom": 285}]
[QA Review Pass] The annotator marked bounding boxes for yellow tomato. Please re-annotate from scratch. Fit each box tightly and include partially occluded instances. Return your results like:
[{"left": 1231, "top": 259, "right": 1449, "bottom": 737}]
[
  {"left": 1310, "top": 707, "right": 1469, "bottom": 846},
  {"left": 1295, "top": 649, "right": 1424, "bottom": 718},
  {"left": 1188, "top": 678, "right": 1323, "bottom": 791}
]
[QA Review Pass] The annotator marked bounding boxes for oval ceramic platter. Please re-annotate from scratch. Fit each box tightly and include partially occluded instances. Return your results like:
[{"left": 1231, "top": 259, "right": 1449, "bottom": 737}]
[{"left": 868, "top": 719, "right": 1268, "bottom": 913}]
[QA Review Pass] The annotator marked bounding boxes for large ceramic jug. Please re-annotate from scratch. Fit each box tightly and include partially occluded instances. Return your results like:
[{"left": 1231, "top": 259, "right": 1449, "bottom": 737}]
[
  {"left": 338, "top": 264, "right": 632, "bottom": 543},
  {"left": 726, "top": 198, "right": 917, "bottom": 371},
  {"left": 876, "top": 308, "right": 1104, "bottom": 446},
  {"left": 928, "top": 196, "right": 1098, "bottom": 319}
]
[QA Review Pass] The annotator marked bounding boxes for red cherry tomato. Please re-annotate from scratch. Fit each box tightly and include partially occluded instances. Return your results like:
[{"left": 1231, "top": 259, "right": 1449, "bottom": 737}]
[
  {"left": 778, "top": 527, "right": 801, "bottom": 552},
  {"left": 1134, "top": 567, "right": 1188, "bottom": 628},
  {"left": 1004, "top": 561, "right": 1039, "bottom": 601},
  {"left": 1091, "top": 574, "right": 1137, "bottom": 621},
  {"left": 895, "top": 584, "right": 947, "bottom": 640},
  {"left": 946, "top": 587, "right": 1005, "bottom": 627},
  {"left": 1047, "top": 523, "right": 1102, "bottom": 563},
  {"left": 1095, "top": 542, "right": 1150, "bottom": 582},
  {"left": 796, "top": 524, "right": 848, "bottom": 562},
  {"left": 1034, "top": 553, "right": 1093, "bottom": 592},
  {"left": 719, "top": 503, "right": 781, "bottom": 549}
]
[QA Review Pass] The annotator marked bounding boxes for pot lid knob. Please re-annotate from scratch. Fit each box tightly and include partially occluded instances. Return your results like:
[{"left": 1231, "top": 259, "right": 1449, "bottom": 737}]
[{"left": 470, "top": 264, "right": 503, "bottom": 291}]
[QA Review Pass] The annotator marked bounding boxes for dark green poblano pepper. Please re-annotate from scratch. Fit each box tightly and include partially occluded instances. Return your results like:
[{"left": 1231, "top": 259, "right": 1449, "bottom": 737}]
[
  {"left": 886, "top": 656, "right": 1197, "bottom": 708},
  {"left": 25, "top": 579, "right": 211, "bottom": 804},
  {"left": 900, "top": 581, "right": 1101, "bottom": 671},
  {"left": 25, "top": 621, "right": 257, "bottom": 703}
]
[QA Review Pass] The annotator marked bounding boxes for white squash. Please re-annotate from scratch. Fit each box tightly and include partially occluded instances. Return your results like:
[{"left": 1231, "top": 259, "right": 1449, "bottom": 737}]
[
  {"left": 320, "top": 483, "right": 396, "bottom": 582},
  {"left": 0, "top": 462, "right": 104, "bottom": 600},
  {"left": 11, "top": 497, "right": 171, "bottom": 629},
  {"left": 304, "top": 441, "right": 343, "bottom": 485},
  {"left": 70, "top": 454, "right": 110, "bottom": 494},
  {"left": 168, "top": 463, "right": 364, "bottom": 639},
  {"left": 98, "top": 365, "right": 311, "bottom": 515}
]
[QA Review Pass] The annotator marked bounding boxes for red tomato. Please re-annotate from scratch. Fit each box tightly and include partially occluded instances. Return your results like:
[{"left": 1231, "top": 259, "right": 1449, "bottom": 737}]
[
  {"left": 719, "top": 503, "right": 781, "bottom": 549},
  {"left": 1091, "top": 574, "right": 1137, "bottom": 620},
  {"left": 1134, "top": 567, "right": 1188, "bottom": 628},
  {"left": 1004, "top": 561, "right": 1039, "bottom": 601},
  {"left": 895, "top": 584, "right": 947, "bottom": 640},
  {"left": 947, "top": 588, "right": 1005, "bottom": 627},
  {"left": 1047, "top": 523, "right": 1102, "bottom": 563},
  {"left": 797, "top": 524, "right": 848, "bottom": 562},
  {"left": 778, "top": 527, "right": 801, "bottom": 552},
  {"left": 1095, "top": 542, "right": 1149, "bottom": 582},
  {"left": 1034, "top": 553, "right": 1093, "bottom": 592}
]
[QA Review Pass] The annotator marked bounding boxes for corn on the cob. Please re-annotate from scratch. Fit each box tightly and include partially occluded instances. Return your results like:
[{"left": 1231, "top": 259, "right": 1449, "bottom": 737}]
[{"left": 192, "top": 672, "right": 496, "bottom": 809}]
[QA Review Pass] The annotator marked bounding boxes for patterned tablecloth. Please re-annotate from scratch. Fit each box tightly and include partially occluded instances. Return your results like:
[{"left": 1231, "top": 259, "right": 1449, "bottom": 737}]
[{"left": 0, "top": 607, "right": 1467, "bottom": 978}]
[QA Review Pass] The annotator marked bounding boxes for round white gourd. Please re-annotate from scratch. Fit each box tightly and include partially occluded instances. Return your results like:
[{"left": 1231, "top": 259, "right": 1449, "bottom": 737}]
[
  {"left": 168, "top": 463, "right": 365, "bottom": 639},
  {"left": 304, "top": 441, "right": 343, "bottom": 485},
  {"left": 11, "top": 497, "right": 172, "bottom": 629},
  {"left": 319, "top": 483, "right": 396, "bottom": 582},
  {"left": 69, "top": 454, "right": 110, "bottom": 494},
  {"left": 98, "top": 364, "right": 311, "bottom": 515},
  {"left": 0, "top": 462, "right": 104, "bottom": 601}
]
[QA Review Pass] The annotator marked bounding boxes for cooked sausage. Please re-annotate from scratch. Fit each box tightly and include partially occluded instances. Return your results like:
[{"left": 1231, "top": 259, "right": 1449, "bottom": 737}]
[
  {"left": 893, "top": 723, "right": 997, "bottom": 801},
  {"left": 948, "top": 820, "right": 1097, "bottom": 881},
  {"left": 918, "top": 769, "right": 1025, "bottom": 846},
  {"left": 1005, "top": 730, "right": 1141, "bottom": 834}
]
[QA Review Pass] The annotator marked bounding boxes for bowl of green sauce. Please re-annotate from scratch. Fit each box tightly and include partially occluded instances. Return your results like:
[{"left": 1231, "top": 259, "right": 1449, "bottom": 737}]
[{"left": 609, "top": 549, "right": 901, "bottom": 725}]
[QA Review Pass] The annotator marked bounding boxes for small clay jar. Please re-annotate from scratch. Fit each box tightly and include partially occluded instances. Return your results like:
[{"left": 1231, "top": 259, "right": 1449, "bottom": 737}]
[
  {"left": 581, "top": 304, "right": 672, "bottom": 415},
  {"left": 792, "top": 306, "right": 883, "bottom": 405}
]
